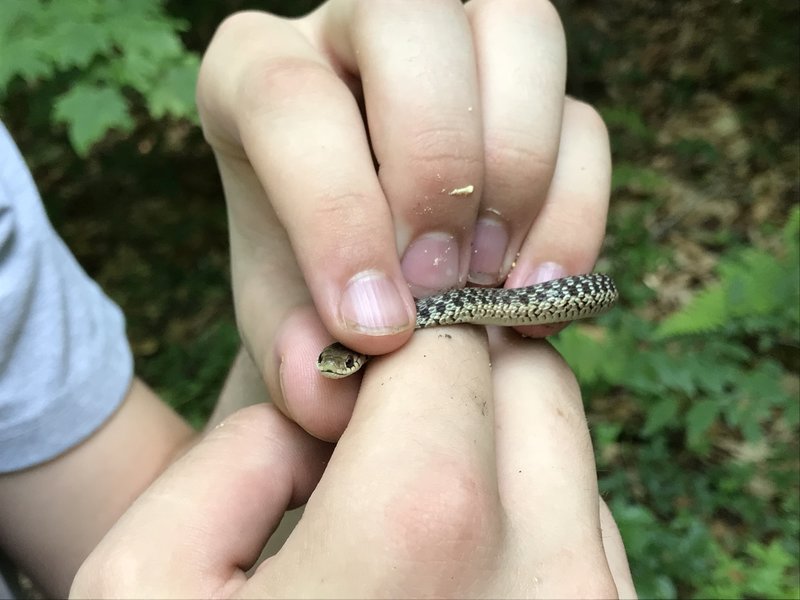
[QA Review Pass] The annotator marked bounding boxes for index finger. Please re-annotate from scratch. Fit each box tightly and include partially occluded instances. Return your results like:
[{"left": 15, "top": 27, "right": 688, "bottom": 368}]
[{"left": 198, "top": 11, "right": 416, "bottom": 358}]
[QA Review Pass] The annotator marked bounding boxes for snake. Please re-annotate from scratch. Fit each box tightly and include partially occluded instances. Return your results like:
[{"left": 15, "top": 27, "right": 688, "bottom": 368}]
[{"left": 316, "top": 272, "right": 618, "bottom": 378}]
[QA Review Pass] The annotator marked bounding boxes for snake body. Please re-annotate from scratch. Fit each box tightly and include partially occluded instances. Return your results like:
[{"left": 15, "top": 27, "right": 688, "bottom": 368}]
[{"left": 317, "top": 272, "right": 618, "bottom": 378}]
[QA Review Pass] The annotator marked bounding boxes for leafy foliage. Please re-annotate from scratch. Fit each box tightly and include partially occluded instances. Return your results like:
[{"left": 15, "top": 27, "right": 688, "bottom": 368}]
[
  {"left": 554, "top": 50, "right": 800, "bottom": 598},
  {"left": 656, "top": 209, "right": 800, "bottom": 341},
  {"left": 51, "top": 84, "right": 134, "bottom": 154},
  {"left": 554, "top": 199, "right": 799, "bottom": 597},
  {"left": 0, "top": 0, "right": 199, "bottom": 154}
]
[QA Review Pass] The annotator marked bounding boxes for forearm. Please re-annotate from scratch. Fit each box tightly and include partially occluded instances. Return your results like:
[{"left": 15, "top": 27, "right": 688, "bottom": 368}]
[
  {"left": 0, "top": 378, "right": 194, "bottom": 597},
  {"left": 0, "top": 343, "right": 273, "bottom": 595}
]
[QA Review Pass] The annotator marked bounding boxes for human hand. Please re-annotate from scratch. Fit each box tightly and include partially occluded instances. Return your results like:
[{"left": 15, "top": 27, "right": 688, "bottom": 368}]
[
  {"left": 196, "top": 0, "right": 611, "bottom": 439},
  {"left": 71, "top": 330, "right": 635, "bottom": 599}
]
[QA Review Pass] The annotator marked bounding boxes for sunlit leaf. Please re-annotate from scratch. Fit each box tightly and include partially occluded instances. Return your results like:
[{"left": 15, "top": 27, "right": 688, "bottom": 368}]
[{"left": 145, "top": 56, "right": 200, "bottom": 121}]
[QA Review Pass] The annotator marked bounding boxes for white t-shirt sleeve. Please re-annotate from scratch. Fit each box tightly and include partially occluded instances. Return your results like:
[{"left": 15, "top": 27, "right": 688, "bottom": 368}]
[{"left": 0, "top": 122, "right": 133, "bottom": 473}]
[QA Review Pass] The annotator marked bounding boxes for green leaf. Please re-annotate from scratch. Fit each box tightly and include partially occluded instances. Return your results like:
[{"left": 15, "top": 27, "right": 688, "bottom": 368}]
[
  {"left": 610, "top": 501, "right": 659, "bottom": 556},
  {"left": 685, "top": 399, "right": 720, "bottom": 451},
  {"left": 552, "top": 326, "right": 604, "bottom": 384},
  {"left": 782, "top": 204, "right": 800, "bottom": 249},
  {"left": 42, "top": 0, "right": 105, "bottom": 24},
  {"left": 723, "top": 248, "right": 785, "bottom": 317},
  {"left": 649, "top": 351, "right": 700, "bottom": 396},
  {"left": 46, "top": 20, "right": 113, "bottom": 69},
  {"left": 0, "top": 0, "right": 199, "bottom": 153},
  {"left": 655, "top": 233, "right": 799, "bottom": 340},
  {"left": 53, "top": 84, "right": 133, "bottom": 155},
  {"left": 600, "top": 105, "right": 655, "bottom": 141},
  {"left": 642, "top": 397, "right": 681, "bottom": 437},
  {"left": 145, "top": 56, "right": 200, "bottom": 121},
  {"left": 103, "top": 49, "right": 162, "bottom": 91},
  {"left": 0, "top": 0, "right": 31, "bottom": 39},
  {"left": 0, "top": 35, "right": 54, "bottom": 89},
  {"left": 655, "top": 285, "right": 727, "bottom": 339},
  {"left": 593, "top": 421, "right": 623, "bottom": 449},
  {"left": 611, "top": 162, "right": 667, "bottom": 193},
  {"left": 106, "top": 11, "right": 186, "bottom": 62}
]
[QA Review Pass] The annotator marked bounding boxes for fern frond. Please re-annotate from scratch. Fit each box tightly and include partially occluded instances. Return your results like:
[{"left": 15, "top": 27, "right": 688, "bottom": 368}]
[
  {"left": 655, "top": 222, "right": 798, "bottom": 339},
  {"left": 655, "top": 285, "right": 728, "bottom": 338}
]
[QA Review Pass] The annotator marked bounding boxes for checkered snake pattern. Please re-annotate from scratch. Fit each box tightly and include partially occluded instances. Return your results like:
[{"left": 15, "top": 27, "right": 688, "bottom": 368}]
[{"left": 317, "top": 273, "right": 618, "bottom": 378}]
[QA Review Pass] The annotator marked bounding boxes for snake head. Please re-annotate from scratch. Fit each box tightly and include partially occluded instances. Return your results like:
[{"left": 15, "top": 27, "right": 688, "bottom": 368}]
[{"left": 316, "top": 342, "right": 368, "bottom": 379}]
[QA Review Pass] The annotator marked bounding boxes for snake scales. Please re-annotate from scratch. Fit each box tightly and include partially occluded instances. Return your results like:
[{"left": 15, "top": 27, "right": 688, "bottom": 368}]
[{"left": 317, "top": 272, "right": 618, "bottom": 378}]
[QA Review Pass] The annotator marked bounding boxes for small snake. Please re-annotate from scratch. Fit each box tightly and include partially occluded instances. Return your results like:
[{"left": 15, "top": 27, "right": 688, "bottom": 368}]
[{"left": 317, "top": 272, "right": 618, "bottom": 379}]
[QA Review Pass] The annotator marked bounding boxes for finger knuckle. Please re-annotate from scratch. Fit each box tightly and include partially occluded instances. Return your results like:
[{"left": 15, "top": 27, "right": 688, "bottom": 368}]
[
  {"left": 403, "top": 123, "right": 483, "bottom": 189},
  {"left": 240, "top": 55, "right": 335, "bottom": 115},
  {"left": 381, "top": 458, "right": 500, "bottom": 565},
  {"left": 485, "top": 129, "right": 556, "bottom": 193},
  {"left": 197, "top": 12, "right": 261, "bottom": 114},
  {"left": 312, "top": 189, "right": 377, "bottom": 231},
  {"left": 313, "top": 189, "right": 375, "bottom": 221},
  {"left": 300, "top": 190, "right": 387, "bottom": 264},
  {"left": 214, "top": 10, "right": 263, "bottom": 38},
  {"left": 472, "top": 0, "right": 566, "bottom": 40}
]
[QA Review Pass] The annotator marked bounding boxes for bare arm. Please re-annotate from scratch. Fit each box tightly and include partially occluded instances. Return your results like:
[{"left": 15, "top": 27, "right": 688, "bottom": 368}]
[
  {"left": 0, "top": 347, "right": 268, "bottom": 598},
  {"left": 0, "top": 378, "right": 192, "bottom": 596}
]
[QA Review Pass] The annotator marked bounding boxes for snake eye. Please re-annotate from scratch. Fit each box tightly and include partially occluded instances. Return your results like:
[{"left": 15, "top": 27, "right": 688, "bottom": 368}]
[{"left": 345, "top": 355, "right": 355, "bottom": 369}]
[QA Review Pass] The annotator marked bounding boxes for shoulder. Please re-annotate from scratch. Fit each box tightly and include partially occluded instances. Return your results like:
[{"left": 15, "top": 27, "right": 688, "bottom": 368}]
[
  {"left": 0, "top": 121, "right": 133, "bottom": 473},
  {"left": 0, "top": 122, "right": 54, "bottom": 253}
]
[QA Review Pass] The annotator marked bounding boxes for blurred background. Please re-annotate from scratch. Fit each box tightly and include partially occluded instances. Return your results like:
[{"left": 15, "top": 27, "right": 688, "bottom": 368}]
[{"left": 0, "top": 0, "right": 797, "bottom": 597}]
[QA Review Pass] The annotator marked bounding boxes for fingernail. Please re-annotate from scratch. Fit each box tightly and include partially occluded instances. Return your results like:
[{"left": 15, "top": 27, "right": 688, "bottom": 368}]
[
  {"left": 339, "top": 270, "right": 412, "bottom": 334},
  {"left": 468, "top": 217, "right": 509, "bottom": 285},
  {"left": 401, "top": 232, "right": 460, "bottom": 297},
  {"left": 524, "top": 261, "right": 567, "bottom": 286}
]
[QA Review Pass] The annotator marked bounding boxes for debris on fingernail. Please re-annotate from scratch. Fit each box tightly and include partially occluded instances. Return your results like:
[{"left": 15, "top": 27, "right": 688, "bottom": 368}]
[{"left": 448, "top": 184, "right": 474, "bottom": 197}]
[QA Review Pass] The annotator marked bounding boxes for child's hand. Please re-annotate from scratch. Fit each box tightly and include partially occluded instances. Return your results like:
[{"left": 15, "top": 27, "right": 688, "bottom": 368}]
[
  {"left": 72, "top": 331, "right": 635, "bottom": 599},
  {"left": 196, "top": 0, "right": 611, "bottom": 440}
]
